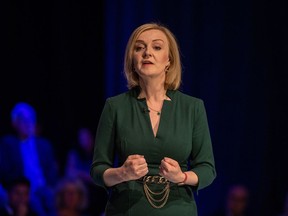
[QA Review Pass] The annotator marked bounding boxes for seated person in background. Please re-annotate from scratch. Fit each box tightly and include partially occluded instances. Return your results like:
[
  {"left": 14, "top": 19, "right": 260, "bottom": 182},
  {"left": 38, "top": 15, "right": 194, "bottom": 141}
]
[
  {"left": 0, "top": 102, "right": 59, "bottom": 216},
  {"left": 65, "top": 128, "right": 107, "bottom": 216},
  {"left": 0, "top": 184, "right": 7, "bottom": 208},
  {"left": 66, "top": 128, "right": 95, "bottom": 182},
  {"left": 226, "top": 185, "right": 249, "bottom": 216},
  {"left": 211, "top": 184, "right": 250, "bottom": 216},
  {"left": 0, "top": 177, "right": 38, "bottom": 216},
  {"left": 55, "top": 177, "right": 89, "bottom": 216}
]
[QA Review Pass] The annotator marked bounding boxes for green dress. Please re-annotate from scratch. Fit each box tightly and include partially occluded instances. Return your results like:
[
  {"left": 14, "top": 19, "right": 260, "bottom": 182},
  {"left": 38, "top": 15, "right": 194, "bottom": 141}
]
[{"left": 90, "top": 87, "right": 216, "bottom": 216}]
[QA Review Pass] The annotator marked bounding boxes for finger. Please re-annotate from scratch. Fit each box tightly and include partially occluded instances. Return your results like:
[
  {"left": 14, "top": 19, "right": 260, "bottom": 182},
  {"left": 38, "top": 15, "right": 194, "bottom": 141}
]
[
  {"left": 163, "top": 157, "right": 178, "bottom": 166},
  {"left": 137, "top": 162, "right": 148, "bottom": 171},
  {"left": 134, "top": 164, "right": 149, "bottom": 177},
  {"left": 138, "top": 157, "right": 147, "bottom": 164},
  {"left": 159, "top": 166, "right": 167, "bottom": 177},
  {"left": 161, "top": 158, "right": 170, "bottom": 167},
  {"left": 128, "top": 154, "right": 144, "bottom": 160},
  {"left": 160, "top": 160, "right": 170, "bottom": 171},
  {"left": 131, "top": 157, "right": 147, "bottom": 166},
  {"left": 139, "top": 168, "right": 149, "bottom": 177},
  {"left": 126, "top": 158, "right": 146, "bottom": 169},
  {"left": 159, "top": 165, "right": 164, "bottom": 173}
]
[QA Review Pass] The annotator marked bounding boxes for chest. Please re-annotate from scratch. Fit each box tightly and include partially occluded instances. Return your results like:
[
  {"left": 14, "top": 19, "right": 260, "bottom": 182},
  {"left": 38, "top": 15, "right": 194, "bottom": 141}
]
[{"left": 114, "top": 101, "right": 195, "bottom": 164}]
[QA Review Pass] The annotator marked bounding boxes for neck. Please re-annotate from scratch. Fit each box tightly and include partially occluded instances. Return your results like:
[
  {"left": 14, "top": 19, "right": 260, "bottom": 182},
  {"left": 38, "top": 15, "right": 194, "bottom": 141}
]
[{"left": 139, "top": 78, "right": 166, "bottom": 102}]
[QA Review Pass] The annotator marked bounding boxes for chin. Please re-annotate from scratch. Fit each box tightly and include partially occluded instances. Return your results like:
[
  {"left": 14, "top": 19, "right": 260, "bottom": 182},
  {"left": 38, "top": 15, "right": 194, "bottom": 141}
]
[{"left": 139, "top": 70, "right": 163, "bottom": 77}]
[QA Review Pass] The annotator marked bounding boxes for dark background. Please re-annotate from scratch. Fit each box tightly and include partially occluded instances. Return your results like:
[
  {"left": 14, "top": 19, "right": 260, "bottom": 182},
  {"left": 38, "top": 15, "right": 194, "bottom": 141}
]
[{"left": 1, "top": 0, "right": 287, "bottom": 215}]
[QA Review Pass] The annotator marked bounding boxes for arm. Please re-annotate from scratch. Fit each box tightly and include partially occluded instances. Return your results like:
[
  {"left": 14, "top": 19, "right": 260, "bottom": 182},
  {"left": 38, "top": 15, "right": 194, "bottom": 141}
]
[
  {"left": 103, "top": 155, "right": 148, "bottom": 187},
  {"left": 90, "top": 100, "right": 148, "bottom": 189},
  {"left": 159, "top": 157, "right": 199, "bottom": 186},
  {"left": 159, "top": 100, "right": 215, "bottom": 188},
  {"left": 90, "top": 100, "right": 115, "bottom": 189},
  {"left": 189, "top": 99, "right": 216, "bottom": 190}
]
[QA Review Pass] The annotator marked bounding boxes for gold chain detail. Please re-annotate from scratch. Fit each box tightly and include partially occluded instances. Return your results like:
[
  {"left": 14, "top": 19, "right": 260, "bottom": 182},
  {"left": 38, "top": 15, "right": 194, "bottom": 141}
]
[
  {"left": 147, "top": 105, "right": 161, "bottom": 115},
  {"left": 143, "top": 176, "right": 170, "bottom": 208}
]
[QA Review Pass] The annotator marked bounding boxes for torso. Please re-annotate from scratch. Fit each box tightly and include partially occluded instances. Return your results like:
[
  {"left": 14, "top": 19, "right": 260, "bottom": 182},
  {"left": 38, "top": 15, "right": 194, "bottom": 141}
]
[{"left": 94, "top": 88, "right": 211, "bottom": 215}]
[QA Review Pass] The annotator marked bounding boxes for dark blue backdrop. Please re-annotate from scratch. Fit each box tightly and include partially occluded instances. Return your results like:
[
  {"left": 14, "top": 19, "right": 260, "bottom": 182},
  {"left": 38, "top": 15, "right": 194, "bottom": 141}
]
[{"left": 1, "top": 0, "right": 287, "bottom": 215}]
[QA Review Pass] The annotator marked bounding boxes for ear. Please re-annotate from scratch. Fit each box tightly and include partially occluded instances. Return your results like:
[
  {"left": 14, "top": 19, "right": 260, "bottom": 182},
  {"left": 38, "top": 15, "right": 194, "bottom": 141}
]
[
  {"left": 165, "top": 60, "right": 170, "bottom": 68},
  {"left": 165, "top": 61, "right": 170, "bottom": 73},
  {"left": 166, "top": 58, "right": 170, "bottom": 65}
]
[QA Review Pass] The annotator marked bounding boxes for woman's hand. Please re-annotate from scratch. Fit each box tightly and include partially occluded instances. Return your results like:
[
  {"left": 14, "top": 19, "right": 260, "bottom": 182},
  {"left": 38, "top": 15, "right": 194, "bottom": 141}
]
[
  {"left": 103, "top": 154, "right": 148, "bottom": 187},
  {"left": 159, "top": 157, "right": 186, "bottom": 183},
  {"left": 120, "top": 154, "right": 149, "bottom": 181}
]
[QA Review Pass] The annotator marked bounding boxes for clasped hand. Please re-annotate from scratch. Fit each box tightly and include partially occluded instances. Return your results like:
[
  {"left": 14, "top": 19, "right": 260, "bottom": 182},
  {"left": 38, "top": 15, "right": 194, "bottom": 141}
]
[
  {"left": 121, "top": 155, "right": 184, "bottom": 183},
  {"left": 159, "top": 157, "right": 184, "bottom": 183},
  {"left": 121, "top": 155, "right": 148, "bottom": 181}
]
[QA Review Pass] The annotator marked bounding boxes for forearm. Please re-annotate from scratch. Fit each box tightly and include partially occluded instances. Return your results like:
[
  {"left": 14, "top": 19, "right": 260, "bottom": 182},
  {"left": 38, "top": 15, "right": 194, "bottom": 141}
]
[
  {"left": 103, "top": 167, "right": 126, "bottom": 187},
  {"left": 178, "top": 171, "right": 199, "bottom": 186}
]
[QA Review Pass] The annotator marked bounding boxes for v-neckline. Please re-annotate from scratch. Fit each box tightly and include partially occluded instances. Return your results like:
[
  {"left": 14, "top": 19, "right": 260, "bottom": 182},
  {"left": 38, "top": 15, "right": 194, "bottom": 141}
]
[
  {"left": 146, "top": 100, "right": 165, "bottom": 138},
  {"left": 145, "top": 99, "right": 172, "bottom": 138},
  {"left": 134, "top": 88, "right": 174, "bottom": 139}
]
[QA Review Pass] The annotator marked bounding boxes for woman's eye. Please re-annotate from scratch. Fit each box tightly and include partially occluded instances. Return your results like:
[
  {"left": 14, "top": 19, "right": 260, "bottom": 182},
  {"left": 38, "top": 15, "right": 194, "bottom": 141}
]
[
  {"left": 135, "top": 46, "right": 144, "bottom": 52},
  {"left": 154, "top": 46, "right": 161, "bottom": 50}
]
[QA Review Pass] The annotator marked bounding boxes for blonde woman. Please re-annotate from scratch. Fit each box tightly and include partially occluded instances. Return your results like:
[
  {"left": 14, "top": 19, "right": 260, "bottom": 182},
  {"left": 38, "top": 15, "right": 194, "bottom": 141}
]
[{"left": 91, "top": 23, "right": 216, "bottom": 216}]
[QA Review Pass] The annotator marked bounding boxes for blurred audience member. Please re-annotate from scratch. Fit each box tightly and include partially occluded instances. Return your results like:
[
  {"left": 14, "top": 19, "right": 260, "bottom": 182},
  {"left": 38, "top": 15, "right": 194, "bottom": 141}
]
[
  {"left": 278, "top": 192, "right": 288, "bottom": 216},
  {"left": 55, "top": 177, "right": 89, "bottom": 216},
  {"left": 0, "top": 177, "right": 37, "bottom": 216},
  {"left": 66, "top": 128, "right": 94, "bottom": 181},
  {"left": 226, "top": 185, "right": 249, "bottom": 216},
  {"left": 0, "top": 184, "right": 7, "bottom": 208},
  {"left": 0, "top": 102, "right": 59, "bottom": 216},
  {"left": 65, "top": 127, "right": 107, "bottom": 215},
  {"left": 210, "top": 184, "right": 250, "bottom": 216}
]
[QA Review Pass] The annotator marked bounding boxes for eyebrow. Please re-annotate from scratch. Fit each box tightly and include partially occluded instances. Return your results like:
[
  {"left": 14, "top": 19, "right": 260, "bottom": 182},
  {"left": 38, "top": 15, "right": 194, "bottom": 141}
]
[{"left": 135, "top": 39, "right": 164, "bottom": 43}]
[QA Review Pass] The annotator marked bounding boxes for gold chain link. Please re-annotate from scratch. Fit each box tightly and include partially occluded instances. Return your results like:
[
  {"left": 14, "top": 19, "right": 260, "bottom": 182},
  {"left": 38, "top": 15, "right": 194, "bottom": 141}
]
[{"left": 143, "top": 176, "right": 170, "bottom": 208}]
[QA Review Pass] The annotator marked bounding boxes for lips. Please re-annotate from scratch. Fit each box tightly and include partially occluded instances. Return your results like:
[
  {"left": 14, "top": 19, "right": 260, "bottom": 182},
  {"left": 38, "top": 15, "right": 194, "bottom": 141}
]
[{"left": 142, "top": 60, "right": 153, "bottom": 65}]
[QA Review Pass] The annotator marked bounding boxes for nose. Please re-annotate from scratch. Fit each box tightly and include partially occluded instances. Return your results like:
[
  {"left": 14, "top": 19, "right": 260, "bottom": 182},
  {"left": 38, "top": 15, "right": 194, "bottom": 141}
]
[{"left": 143, "top": 47, "right": 152, "bottom": 58}]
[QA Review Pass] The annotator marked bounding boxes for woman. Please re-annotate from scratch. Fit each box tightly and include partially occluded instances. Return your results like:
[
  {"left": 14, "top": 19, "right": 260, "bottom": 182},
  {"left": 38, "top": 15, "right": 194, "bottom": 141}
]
[
  {"left": 55, "top": 178, "right": 89, "bottom": 216},
  {"left": 65, "top": 128, "right": 107, "bottom": 215},
  {"left": 90, "top": 23, "right": 216, "bottom": 215}
]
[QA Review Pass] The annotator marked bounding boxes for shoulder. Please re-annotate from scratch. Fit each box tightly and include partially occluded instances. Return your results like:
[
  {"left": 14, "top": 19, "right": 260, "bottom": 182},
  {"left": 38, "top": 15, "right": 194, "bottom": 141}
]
[
  {"left": 105, "top": 89, "right": 137, "bottom": 108},
  {"left": 0, "top": 135, "right": 19, "bottom": 148},
  {"left": 35, "top": 136, "right": 52, "bottom": 145},
  {"left": 0, "top": 134, "right": 18, "bottom": 142},
  {"left": 34, "top": 137, "right": 54, "bottom": 153},
  {"left": 170, "top": 91, "right": 207, "bottom": 116},
  {"left": 107, "top": 91, "right": 132, "bottom": 102},
  {"left": 172, "top": 90, "right": 204, "bottom": 106}
]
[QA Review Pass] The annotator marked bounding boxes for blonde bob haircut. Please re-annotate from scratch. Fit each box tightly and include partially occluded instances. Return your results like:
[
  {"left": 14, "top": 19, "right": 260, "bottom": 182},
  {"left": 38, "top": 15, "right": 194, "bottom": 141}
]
[{"left": 124, "top": 23, "right": 182, "bottom": 90}]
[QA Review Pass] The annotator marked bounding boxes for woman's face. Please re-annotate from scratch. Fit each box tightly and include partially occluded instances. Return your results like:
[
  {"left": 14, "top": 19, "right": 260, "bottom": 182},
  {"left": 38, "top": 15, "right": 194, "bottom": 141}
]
[
  {"left": 63, "top": 184, "right": 81, "bottom": 209},
  {"left": 133, "top": 29, "right": 170, "bottom": 80}
]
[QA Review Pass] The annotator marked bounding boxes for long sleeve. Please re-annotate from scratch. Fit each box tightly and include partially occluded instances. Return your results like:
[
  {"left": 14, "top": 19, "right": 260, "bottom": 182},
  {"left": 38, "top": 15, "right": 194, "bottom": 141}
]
[
  {"left": 190, "top": 100, "right": 216, "bottom": 190},
  {"left": 90, "top": 99, "right": 115, "bottom": 190}
]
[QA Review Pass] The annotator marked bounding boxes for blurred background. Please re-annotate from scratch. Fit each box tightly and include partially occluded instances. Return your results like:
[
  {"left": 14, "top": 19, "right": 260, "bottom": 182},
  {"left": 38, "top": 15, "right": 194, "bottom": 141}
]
[{"left": 1, "top": 0, "right": 287, "bottom": 215}]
